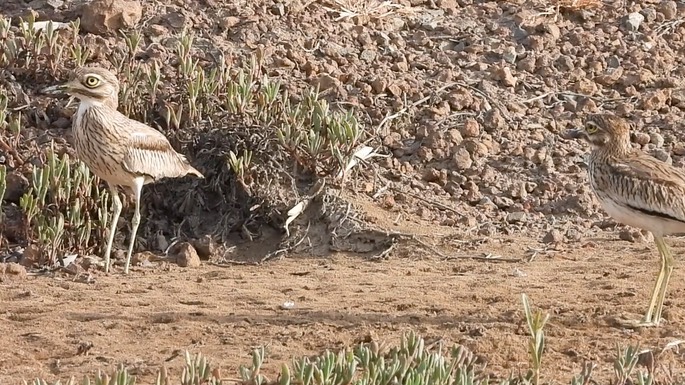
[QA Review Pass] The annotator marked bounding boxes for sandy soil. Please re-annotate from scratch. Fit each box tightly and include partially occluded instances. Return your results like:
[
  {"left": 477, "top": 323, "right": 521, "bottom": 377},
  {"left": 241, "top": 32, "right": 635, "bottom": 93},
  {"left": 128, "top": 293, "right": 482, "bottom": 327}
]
[{"left": 3, "top": 202, "right": 685, "bottom": 383}]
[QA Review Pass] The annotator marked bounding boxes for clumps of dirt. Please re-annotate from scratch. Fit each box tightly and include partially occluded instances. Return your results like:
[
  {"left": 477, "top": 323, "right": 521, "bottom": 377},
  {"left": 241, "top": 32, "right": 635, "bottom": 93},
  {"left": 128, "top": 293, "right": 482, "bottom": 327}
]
[{"left": 0, "top": 262, "right": 27, "bottom": 279}]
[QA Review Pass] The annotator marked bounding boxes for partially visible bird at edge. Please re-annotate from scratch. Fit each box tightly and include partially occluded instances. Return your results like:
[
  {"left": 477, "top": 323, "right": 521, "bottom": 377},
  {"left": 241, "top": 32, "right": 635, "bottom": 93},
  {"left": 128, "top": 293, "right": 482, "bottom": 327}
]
[
  {"left": 42, "top": 66, "right": 204, "bottom": 275},
  {"left": 563, "top": 113, "right": 684, "bottom": 327}
]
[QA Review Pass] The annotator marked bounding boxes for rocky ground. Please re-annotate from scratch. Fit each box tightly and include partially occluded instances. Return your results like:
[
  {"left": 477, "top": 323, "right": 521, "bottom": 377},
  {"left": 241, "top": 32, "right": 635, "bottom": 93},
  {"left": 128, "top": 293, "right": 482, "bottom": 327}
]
[{"left": 2, "top": 0, "right": 685, "bottom": 383}]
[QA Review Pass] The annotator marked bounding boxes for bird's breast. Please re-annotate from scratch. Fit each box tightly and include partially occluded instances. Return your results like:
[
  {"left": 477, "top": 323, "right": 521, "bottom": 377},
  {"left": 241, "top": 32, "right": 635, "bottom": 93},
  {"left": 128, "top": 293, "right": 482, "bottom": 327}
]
[{"left": 71, "top": 108, "right": 131, "bottom": 184}]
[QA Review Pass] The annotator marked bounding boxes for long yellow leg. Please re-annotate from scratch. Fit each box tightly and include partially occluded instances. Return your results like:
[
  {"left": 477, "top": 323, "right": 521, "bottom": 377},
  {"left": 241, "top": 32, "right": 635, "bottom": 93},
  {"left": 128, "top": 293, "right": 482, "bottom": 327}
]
[
  {"left": 641, "top": 236, "right": 673, "bottom": 326},
  {"left": 103, "top": 186, "right": 122, "bottom": 273},
  {"left": 651, "top": 237, "right": 675, "bottom": 325},
  {"left": 124, "top": 177, "right": 145, "bottom": 275}
]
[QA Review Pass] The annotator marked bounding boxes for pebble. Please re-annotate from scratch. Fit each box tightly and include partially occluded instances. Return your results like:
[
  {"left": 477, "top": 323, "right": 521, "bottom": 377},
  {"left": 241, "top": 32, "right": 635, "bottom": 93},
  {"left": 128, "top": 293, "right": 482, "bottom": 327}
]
[
  {"left": 506, "top": 211, "right": 527, "bottom": 223},
  {"left": 633, "top": 132, "right": 651, "bottom": 146},
  {"left": 649, "top": 133, "right": 664, "bottom": 147},
  {"left": 625, "top": 12, "right": 644, "bottom": 32},
  {"left": 173, "top": 243, "right": 202, "bottom": 268},
  {"left": 542, "top": 229, "right": 563, "bottom": 244}
]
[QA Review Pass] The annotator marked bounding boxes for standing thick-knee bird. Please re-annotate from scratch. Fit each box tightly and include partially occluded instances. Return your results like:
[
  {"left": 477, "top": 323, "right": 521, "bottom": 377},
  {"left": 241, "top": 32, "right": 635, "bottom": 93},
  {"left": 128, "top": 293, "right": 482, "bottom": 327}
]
[
  {"left": 563, "top": 113, "right": 684, "bottom": 327},
  {"left": 43, "top": 67, "right": 204, "bottom": 274}
]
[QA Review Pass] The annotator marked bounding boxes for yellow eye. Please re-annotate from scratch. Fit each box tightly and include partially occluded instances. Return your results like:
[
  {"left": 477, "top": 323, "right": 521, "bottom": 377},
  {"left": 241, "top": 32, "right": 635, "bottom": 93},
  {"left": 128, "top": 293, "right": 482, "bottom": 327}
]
[
  {"left": 585, "top": 122, "right": 598, "bottom": 134},
  {"left": 84, "top": 75, "right": 100, "bottom": 88}
]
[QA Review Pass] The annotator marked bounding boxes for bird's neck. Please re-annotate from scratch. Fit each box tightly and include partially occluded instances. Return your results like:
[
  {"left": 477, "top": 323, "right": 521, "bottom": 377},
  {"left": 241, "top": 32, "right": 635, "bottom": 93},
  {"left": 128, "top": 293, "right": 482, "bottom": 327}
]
[
  {"left": 592, "top": 142, "right": 631, "bottom": 159},
  {"left": 75, "top": 94, "right": 118, "bottom": 110},
  {"left": 76, "top": 97, "right": 118, "bottom": 114}
]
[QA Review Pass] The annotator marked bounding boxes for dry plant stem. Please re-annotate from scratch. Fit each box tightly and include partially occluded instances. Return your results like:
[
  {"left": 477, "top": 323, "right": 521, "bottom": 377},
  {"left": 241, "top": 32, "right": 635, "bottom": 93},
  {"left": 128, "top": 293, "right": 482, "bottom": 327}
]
[
  {"left": 0, "top": 135, "right": 24, "bottom": 165},
  {"left": 390, "top": 186, "right": 465, "bottom": 216}
]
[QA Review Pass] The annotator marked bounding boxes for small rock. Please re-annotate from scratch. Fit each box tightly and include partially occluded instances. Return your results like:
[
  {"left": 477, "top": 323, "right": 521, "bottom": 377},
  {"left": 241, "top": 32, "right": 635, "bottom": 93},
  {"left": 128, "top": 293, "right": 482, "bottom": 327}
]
[
  {"left": 416, "top": 147, "right": 434, "bottom": 162},
  {"left": 653, "top": 149, "right": 671, "bottom": 163},
  {"left": 649, "top": 133, "right": 664, "bottom": 147},
  {"left": 542, "top": 23, "right": 561, "bottom": 40},
  {"left": 639, "top": 90, "right": 669, "bottom": 110},
  {"left": 483, "top": 109, "right": 506, "bottom": 132},
  {"left": 670, "top": 89, "right": 685, "bottom": 108},
  {"left": 619, "top": 229, "right": 652, "bottom": 243},
  {"left": 370, "top": 78, "right": 388, "bottom": 93},
  {"left": 542, "top": 229, "right": 563, "bottom": 244},
  {"left": 391, "top": 60, "right": 409, "bottom": 72},
  {"left": 502, "top": 46, "right": 517, "bottom": 64},
  {"left": 506, "top": 211, "right": 527, "bottom": 223},
  {"left": 493, "top": 196, "right": 514, "bottom": 209},
  {"left": 274, "top": 57, "right": 296, "bottom": 69},
  {"left": 461, "top": 118, "right": 481, "bottom": 137},
  {"left": 462, "top": 139, "right": 489, "bottom": 157},
  {"left": 509, "top": 181, "right": 527, "bottom": 199},
  {"left": 566, "top": 228, "right": 582, "bottom": 241},
  {"left": 496, "top": 66, "right": 517, "bottom": 87},
  {"left": 191, "top": 235, "right": 215, "bottom": 260},
  {"left": 381, "top": 194, "right": 396, "bottom": 209},
  {"left": 640, "top": 7, "right": 657, "bottom": 23},
  {"left": 4, "top": 171, "right": 29, "bottom": 203},
  {"left": 360, "top": 49, "right": 377, "bottom": 63},
  {"left": 270, "top": 3, "right": 285, "bottom": 16},
  {"left": 165, "top": 10, "right": 189, "bottom": 29},
  {"left": 80, "top": 0, "right": 143, "bottom": 35},
  {"left": 517, "top": 56, "right": 536, "bottom": 73},
  {"left": 452, "top": 147, "right": 472, "bottom": 171},
  {"left": 524, "top": 35, "right": 546, "bottom": 51},
  {"left": 314, "top": 73, "right": 340, "bottom": 92},
  {"left": 625, "top": 12, "right": 644, "bottom": 32},
  {"left": 658, "top": 1, "right": 677, "bottom": 20},
  {"left": 574, "top": 78, "right": 598, "bottom": 95},
  {"left": 576, "top": 97, "right": 598, "bottom": 113},
  {"left": 436, "top": 0, "right": 458, "bottom": 14},
  {"left": 387, "top": 83, "right": 403, "bottom": 97},
  {"left": 616, "top": 102, "right": 634, "bottom": 116},
  {"left": 633, "top": 132, "right": 651, "bottom": 146},
  {"left": 173, "top": 242, "right": 201, "bottom": 268},
  {"left": 447, "top": 89, "right": 474, "bottom": 110},
  {"left": 673, "top": 143, "right": 685, "bottom": 156},
  {"left": 220, "top": 16, "right": 241, "bottom": 29}
]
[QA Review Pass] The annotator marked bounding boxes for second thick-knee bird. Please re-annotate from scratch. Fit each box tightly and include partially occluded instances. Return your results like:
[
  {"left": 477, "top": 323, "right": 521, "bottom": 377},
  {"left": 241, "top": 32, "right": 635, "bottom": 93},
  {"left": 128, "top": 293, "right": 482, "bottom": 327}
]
[
  {"left": 564, "top": 113, "right": 684, "bottom": 327},
  {"left": 43, "top": 67, "right": 204, "bottom": 275}
]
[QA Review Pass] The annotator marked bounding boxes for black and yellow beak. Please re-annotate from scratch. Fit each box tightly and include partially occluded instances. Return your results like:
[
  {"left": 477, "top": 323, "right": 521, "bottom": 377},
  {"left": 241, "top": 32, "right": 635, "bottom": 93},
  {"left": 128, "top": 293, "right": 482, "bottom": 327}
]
[
  {"left": 40, "top": 79, "right": 79, "bottom": 96},
  {"left": 561, "top": 128, "right": 589, "bottom": 141}
]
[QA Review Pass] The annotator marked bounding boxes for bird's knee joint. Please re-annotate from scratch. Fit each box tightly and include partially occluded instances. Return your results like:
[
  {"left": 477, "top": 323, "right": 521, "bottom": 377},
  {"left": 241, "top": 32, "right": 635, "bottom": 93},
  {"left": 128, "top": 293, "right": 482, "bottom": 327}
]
[{"left": 131, "top": 211, "right": 141, "bottom": 226}]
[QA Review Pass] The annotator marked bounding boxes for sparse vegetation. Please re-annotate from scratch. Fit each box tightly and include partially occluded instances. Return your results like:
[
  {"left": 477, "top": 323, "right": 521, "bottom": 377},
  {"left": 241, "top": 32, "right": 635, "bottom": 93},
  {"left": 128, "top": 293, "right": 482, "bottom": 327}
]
[
  {"left": 18, "top": 147, "right": 110, "bottom": 266},
  {"left": 0, "top": 14, "right": 371, "bottom": 261},
  {"left": 19, "top": 297, "right": 671, "bottom": 385}
]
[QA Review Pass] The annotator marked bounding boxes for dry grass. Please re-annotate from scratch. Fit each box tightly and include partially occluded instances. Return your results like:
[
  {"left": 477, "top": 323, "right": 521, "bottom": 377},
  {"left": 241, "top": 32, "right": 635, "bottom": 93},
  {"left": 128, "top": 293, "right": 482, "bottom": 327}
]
[
  {"left": 551, "top": 0, "right": 603, "bottom": 10},
  {"left": 321, "top": 0, "right": 407, "bottom": 21}
]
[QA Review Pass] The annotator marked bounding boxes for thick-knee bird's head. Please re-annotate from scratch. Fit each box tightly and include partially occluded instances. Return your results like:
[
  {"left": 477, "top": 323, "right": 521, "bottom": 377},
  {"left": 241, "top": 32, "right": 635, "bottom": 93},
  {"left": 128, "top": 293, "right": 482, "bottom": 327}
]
[
  {"left": 42, "top": 67, "right": 120, "bottom": 107},
  {"left": 563, "top": 113, "right": 631, "bottom": 151}
]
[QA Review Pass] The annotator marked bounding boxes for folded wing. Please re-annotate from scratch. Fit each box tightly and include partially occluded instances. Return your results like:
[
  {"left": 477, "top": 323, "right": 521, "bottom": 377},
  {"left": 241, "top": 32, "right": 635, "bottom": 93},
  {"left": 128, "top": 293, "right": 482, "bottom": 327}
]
[
  {"left": 599, "top": 153, "right": 685, "bottom": 224},
  {"left": 121, "top": 119, "right": 202, "bottom": 180}
]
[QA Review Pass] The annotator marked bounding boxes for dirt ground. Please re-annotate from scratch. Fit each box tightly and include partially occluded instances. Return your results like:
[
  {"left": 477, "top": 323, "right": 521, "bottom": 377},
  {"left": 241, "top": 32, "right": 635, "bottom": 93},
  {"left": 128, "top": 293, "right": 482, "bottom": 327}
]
[
  {"left": 4, "top": 0, "right": 685, "bottom": 383},
  {"left": 2, "top": 202, "right": 685, "bottom": 384}
]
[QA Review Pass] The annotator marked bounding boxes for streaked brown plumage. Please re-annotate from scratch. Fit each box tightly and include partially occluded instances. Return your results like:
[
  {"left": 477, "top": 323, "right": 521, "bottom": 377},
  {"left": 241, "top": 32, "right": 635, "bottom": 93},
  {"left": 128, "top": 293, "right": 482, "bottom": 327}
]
[
  {"left": 564, "top": 113, "right": 685, "bottom": 327},
  {"left": 43, "top": 67, "right": 203, "bottom": 274}
]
